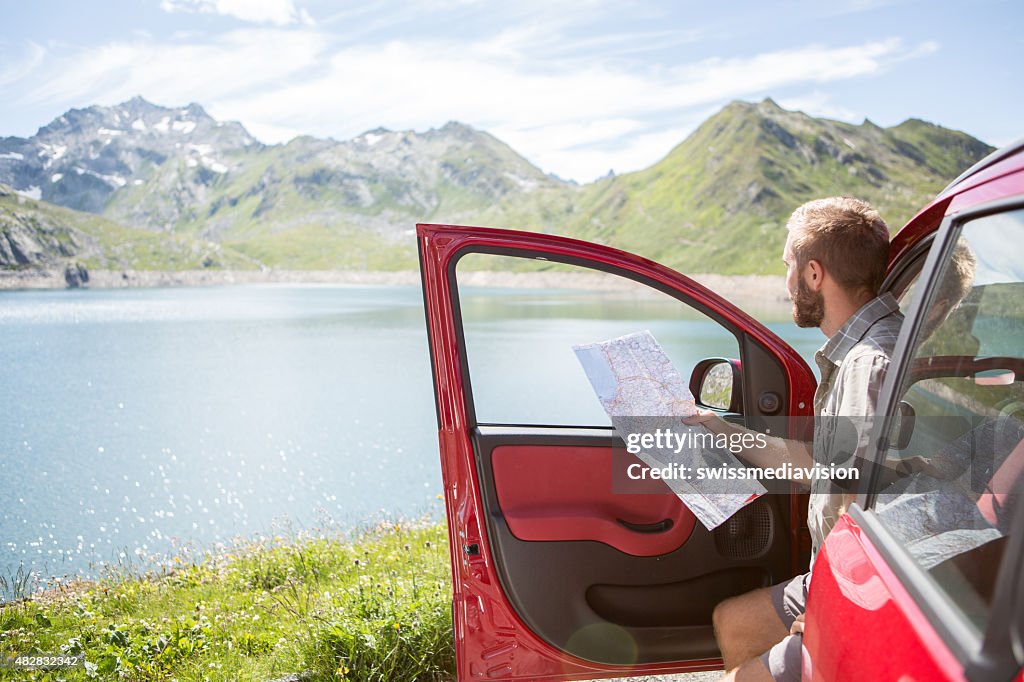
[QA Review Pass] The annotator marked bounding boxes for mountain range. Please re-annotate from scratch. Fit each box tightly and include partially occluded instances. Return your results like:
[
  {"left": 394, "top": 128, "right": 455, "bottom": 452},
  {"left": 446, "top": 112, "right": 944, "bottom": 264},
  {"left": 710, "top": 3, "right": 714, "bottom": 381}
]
[{"left": 0, "top": 97, "right": 994, "bottom": 278}]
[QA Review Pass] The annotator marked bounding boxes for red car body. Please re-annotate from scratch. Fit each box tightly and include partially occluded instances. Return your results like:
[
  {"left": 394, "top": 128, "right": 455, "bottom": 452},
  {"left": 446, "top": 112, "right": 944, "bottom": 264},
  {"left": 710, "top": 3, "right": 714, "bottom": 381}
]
[{"left": 418, "top": 140, "right": 1024, "bottom": 681}]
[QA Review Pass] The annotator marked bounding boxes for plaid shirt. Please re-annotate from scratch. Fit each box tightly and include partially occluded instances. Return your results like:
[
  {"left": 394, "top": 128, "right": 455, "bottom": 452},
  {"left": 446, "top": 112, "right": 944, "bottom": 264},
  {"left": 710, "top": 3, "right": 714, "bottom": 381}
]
[{"left": 808, "top": 292, "right": 904, "bottom": 559}]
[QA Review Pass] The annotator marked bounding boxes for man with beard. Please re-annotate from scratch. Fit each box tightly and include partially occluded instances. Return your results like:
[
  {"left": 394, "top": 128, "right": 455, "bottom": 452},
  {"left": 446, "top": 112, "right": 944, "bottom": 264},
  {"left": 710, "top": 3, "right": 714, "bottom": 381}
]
[{"left": 684, "top": 196, "right": 903, "bottom": 682}]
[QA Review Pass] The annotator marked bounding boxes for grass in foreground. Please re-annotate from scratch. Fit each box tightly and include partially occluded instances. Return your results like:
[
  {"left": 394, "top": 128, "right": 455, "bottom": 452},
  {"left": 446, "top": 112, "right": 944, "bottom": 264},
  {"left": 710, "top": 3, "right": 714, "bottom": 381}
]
[{"left": 0, "top": 522, "right": 454, "bottom": 681}]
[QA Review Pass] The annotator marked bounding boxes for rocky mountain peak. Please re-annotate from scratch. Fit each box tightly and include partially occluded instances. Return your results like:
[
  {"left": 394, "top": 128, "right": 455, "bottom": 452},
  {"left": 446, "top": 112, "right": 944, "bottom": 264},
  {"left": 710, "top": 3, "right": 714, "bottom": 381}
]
[
  {"left": 35, "top": 98, "right": 217, "bottom": 140},
  {"left": 435, "top": 120, "right": 478, "bottom": 139},
  {"left": 0, "top": 97, "right": 259, "bottom": 213}
]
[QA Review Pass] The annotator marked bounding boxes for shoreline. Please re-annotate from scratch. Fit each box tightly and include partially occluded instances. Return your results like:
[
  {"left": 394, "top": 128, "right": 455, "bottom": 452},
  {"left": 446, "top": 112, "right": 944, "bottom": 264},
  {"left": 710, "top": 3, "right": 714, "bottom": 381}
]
[
  {"left": 0, "top": 268, "right": 422, "bottom": 290},
  {"left": 0, "top": 267, "right": 790, "bottom": 307}
]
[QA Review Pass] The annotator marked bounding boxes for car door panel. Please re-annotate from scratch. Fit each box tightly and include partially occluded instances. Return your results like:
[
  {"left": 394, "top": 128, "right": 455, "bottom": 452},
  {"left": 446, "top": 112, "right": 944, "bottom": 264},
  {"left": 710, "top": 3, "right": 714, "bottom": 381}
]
[
  {"left": 477, "top": 426, "right": 793, "bottom": 664},
  {"left": 418, "top": 223, "right": 817, "bottom": 679},
  {"left": 490, "top": 441, "right": 699, "bottom": 556}
]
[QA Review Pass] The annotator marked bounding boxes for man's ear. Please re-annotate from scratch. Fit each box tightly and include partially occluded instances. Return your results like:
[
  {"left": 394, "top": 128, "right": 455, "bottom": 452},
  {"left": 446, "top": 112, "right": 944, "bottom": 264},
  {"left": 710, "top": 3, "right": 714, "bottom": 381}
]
[{"left": 804, "top": 259, "right": 825, "bottom": 292}]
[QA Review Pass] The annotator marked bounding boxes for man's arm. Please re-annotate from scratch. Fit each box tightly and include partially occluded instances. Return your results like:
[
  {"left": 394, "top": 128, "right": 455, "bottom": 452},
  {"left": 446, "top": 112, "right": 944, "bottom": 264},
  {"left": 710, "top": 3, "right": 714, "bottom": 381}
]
[
  {"left": 683, "top": 411, "right": 814, "bottom": 476},
  {"left": 833, "top": 352, "right": 892, "bottom": 514}
]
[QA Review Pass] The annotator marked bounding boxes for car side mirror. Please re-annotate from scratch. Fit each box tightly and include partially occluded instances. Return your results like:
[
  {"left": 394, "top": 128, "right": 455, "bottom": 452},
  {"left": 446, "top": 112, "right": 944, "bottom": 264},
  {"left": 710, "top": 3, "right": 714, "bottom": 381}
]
[{"left": 690, "top": 358, "right": 743, "bottom": 413}]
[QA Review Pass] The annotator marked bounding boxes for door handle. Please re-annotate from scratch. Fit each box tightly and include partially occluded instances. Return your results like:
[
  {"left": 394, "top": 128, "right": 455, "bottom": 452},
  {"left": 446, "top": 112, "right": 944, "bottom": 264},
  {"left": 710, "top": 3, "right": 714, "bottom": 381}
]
[{"left": 616, "top": 517, "right": 674, "bottom": 534}]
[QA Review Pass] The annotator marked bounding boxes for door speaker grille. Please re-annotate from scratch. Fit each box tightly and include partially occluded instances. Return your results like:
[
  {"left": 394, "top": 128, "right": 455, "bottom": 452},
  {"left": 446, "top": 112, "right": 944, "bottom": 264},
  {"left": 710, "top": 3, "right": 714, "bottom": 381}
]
[{"left": 714, "top": 500, "right": 773, "bottom": 560}]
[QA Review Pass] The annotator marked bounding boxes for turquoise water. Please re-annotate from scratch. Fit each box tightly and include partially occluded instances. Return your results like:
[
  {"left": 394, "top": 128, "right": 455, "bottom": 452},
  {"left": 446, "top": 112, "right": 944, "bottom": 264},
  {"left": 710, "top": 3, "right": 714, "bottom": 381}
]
[{"left": 0, "top": 284, "right": 822, "bottom": 580}]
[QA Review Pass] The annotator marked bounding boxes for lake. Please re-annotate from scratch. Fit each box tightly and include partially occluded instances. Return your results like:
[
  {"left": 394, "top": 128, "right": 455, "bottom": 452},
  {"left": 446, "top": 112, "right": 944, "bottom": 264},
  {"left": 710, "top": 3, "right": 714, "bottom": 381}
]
[{"left": 0, "top": 284, "right": 822, "bottom": 582}]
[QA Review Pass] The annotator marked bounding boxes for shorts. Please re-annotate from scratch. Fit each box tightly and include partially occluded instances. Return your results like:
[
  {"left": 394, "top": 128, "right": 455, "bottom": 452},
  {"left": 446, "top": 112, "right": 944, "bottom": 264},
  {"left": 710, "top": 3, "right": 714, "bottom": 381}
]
[
  {"left": 769, "top": 571, "right": 810, "bottom": 629},
  {"left": 759, "top": 633, "right": 803, "bottom": 682}
]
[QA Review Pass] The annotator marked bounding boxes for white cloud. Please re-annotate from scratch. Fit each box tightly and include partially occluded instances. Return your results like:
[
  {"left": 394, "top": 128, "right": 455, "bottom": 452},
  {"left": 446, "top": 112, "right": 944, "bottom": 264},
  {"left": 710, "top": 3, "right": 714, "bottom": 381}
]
[
  {"left": 233, "top": 118, "right": 303, "bottom": 145},
  {"left": 776, "top": 92, "right": 861, "bottom": 123},
  {"left": 826, "top": 0, "right": 908, "bottom": 15},
  {"left": 0, "top": 42, "right": 45, "bottom": 87},
  {"left": 905, "top": 40, "right": 939, "bottom": 59},
  {"left": 227, "top": 37, "right": 912, "bottom": 131},
  {"left": 19, "top": 29, "right": 328, "bottom": 110},
  {"left": 159, "top": 0, "right": 311, "bottom": 26},
  {"left": 498, "top": 123, "right": 702, "bottom": 182},
  {"left": 208, "top": 35, "right": 929, "bottom": 179},
  {"left": 662, "top": 39, "right": 907, "bottom": 103}
]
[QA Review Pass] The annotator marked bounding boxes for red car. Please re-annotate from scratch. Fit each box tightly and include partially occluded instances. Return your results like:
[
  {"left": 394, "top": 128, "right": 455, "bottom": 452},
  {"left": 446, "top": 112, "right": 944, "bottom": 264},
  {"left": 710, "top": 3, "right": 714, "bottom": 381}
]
[{"left": 417, "top": 139, "right": 1024, "bottom": 681}]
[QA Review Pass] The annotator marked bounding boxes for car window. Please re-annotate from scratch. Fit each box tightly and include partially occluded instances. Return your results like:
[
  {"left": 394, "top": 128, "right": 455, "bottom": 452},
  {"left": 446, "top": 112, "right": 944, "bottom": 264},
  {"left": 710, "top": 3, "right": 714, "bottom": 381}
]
[
  {"left": 454, "top": 253, "right": 741, "bottom": 426},
  {"left": 873, "top": 208, "right": 1024, "bottom": 634},
  {"left": 894, "top": 269, "right": 923, "bottom": 314}
]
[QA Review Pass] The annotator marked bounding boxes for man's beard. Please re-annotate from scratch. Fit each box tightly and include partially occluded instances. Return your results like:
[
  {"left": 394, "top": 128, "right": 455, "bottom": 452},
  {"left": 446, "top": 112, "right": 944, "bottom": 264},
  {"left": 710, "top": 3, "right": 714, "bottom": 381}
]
[{"left": 791, "top": 277, "right": 825, "bottom": 328}]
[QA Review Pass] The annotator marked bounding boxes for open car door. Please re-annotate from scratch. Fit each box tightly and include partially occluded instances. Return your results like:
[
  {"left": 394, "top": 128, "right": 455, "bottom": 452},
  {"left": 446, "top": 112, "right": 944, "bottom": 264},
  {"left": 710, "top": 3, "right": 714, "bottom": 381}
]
[{"left": 418, "top": 223, "right": 817, "bottom": 680}]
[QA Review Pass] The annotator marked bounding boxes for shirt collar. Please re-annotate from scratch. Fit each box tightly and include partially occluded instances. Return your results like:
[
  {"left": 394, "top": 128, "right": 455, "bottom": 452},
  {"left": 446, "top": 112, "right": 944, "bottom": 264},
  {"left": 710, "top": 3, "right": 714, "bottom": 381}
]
[{"left": 817, "top": 292, "right": 900, "bottom": 366}]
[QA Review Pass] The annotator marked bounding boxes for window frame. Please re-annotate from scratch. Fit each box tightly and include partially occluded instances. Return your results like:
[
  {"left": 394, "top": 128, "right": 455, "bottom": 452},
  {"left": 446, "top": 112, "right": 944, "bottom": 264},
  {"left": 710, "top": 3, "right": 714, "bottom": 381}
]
[
  {"left": 447, "top": 245, "right": 747, "bottom": 430},
  {"left": 855, "top": 196, "right": 1024, "bottom": 670}
]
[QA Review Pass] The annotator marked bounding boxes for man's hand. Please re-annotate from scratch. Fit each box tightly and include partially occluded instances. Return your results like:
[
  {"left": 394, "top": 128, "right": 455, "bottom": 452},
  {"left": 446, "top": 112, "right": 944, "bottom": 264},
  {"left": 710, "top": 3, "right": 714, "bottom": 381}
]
[
  {"left": 682, "top": 408, "right": 814, "bottom": 473},
  {"left": 896, "top": 455, "right": 947, "bottom": 479},
  {"left": 682, "top": 408, "right": 725, "bottom": 432},
  {"left": 790, "top": 613, "right": 805, "bottom": 636}
]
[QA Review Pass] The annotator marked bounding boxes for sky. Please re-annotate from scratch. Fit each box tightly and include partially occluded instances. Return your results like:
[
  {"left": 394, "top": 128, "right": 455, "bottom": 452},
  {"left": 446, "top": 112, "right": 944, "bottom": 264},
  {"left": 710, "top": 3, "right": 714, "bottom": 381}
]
[{"left": 1, "top": 0, "right": 1021, "bottom": 183}]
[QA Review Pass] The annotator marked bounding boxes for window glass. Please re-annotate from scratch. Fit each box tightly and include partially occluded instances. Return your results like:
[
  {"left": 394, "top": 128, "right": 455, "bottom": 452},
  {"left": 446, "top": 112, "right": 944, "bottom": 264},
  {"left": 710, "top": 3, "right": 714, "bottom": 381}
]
[
  {"left": 874, "top": 209, "right": 1024, "bottom": 633},
  {"left": 895, "top": 270, "right": 923, "bottom": 315},
  {"left": 455, "top": 253, "right": 742, "bottom": 426}
]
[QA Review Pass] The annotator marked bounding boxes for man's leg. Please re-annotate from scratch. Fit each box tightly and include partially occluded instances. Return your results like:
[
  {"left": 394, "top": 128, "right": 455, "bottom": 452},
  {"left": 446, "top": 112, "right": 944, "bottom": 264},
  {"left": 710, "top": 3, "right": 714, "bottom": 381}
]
[
  {"left": 714, "top": 572, "right": 809, "bottom": 671},
  {"left": 718, "top": 634, "right": 803, "bottom": 682},
  {"left": 720, "top": 658, "right": 773, "bottom": 682},
  {"left": 713, "top": 587, "right": 788, "bottom": 670}
]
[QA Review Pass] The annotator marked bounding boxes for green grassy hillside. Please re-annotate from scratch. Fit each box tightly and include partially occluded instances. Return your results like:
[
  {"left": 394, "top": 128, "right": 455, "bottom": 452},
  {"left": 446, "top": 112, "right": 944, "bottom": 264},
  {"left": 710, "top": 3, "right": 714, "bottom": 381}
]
[
  {"left": 537, "top": 100, "right": 992, "bottom": 275},
  {"left": 0, "top": 185, "right": 255, "bottom": 272}
]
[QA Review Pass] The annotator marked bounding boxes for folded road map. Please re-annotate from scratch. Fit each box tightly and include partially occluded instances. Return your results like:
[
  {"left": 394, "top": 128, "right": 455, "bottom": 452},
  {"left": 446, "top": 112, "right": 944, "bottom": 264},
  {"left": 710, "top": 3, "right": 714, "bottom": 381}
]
[{"left": 573, "top": 330, "right": 764, "bottom": 529}]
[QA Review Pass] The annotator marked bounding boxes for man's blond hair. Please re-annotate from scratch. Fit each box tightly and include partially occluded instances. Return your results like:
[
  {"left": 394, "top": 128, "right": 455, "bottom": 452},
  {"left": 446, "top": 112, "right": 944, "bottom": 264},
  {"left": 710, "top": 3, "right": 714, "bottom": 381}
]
[{"left": 787, "top": 197, "right": 890, "bottom": 298}]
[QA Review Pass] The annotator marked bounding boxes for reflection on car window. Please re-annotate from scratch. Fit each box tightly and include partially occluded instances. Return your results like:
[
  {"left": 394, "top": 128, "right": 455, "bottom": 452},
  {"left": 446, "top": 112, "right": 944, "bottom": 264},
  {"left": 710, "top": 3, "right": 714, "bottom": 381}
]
[
  {"left": 895, "top": 270, "right": 923, "bottom": 315},
  {"left": 874, "top": 209, "right": 1024, "bottom": 633},
  {"left": 454, "top": 253, "right": 741, "bottom": 426}
]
